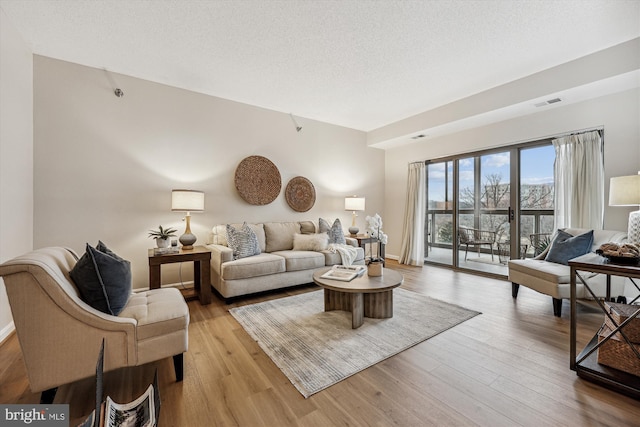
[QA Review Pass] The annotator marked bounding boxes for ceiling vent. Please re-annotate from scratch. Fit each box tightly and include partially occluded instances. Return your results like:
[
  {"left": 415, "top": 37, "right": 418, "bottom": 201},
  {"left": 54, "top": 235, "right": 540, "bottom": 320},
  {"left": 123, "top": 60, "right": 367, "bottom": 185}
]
[{"left": 534, "top": 97, "right": 562, "bottom": 107}]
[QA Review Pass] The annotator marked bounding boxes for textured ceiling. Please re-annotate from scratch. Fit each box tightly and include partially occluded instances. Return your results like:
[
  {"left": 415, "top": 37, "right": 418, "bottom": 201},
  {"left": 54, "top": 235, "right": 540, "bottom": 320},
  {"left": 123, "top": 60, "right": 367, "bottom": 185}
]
[{"left": 1, "top": 0, "right": 639, "bottom": 132}]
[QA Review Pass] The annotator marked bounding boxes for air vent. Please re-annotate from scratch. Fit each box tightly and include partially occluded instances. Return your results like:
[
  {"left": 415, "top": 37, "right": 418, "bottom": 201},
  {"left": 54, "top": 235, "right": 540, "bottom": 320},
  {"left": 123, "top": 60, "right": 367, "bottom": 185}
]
[
  {"left": 411, "top": 134, "right": 427, "bottom": 140},
  {"left": 535, "top": 97, "right": 562, "bottom": 107}
]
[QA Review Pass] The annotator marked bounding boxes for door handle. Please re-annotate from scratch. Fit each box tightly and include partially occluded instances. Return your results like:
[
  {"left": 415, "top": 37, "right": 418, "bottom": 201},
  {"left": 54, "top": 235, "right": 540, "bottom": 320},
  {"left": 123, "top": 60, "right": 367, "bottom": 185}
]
[{"left": 508, "top": 207, "right": 515, "bottom": 222}]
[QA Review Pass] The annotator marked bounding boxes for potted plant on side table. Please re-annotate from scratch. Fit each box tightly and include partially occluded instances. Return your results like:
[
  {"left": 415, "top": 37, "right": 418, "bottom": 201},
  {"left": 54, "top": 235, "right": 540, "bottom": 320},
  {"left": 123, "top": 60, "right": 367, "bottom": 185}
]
[{"left": 148, "top": 225, "right": 177, "bottom": 248}]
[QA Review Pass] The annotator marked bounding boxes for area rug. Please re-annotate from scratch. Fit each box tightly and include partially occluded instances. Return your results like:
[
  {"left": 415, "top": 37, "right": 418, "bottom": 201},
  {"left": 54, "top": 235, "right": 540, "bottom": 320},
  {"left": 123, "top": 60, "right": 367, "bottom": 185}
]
[{"left": 229, "top": 288, "right": 480, "bottom": 398}]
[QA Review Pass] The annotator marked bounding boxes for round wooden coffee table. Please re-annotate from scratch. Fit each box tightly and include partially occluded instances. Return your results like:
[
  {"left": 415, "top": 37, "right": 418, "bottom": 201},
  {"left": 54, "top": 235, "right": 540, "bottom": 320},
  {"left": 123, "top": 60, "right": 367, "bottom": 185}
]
[{"left": 313, "top": 267, "right": 404, "bottom": 329}]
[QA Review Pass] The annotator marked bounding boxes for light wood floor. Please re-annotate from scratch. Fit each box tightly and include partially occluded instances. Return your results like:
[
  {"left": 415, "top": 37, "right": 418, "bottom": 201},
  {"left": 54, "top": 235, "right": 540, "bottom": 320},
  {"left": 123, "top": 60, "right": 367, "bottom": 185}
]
[{"left": 1, "top": 261, "right": 639, "bottom": 426}]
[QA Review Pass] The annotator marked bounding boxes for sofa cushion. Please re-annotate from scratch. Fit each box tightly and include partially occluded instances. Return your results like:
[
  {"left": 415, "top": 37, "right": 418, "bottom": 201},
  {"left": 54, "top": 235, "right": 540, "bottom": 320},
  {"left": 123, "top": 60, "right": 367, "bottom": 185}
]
[
  {"left": 119, "top": 288, "right": 189, "bottom": 340},
  {"left": 545, "top": 229, "right": 594, "bottom": 265},
  {"left": 264, "top": 222, "right": 301, "bottom": 252},
  {"left": 271, "top": 250, "right": 325, "bottom": 272},
  {"left": 509, "top": 259, "right": 571, "bottom": 284},
  {"left": 227, "top": 223, "right": 261, "bottom": 260},
  {"left": 70, "top": 242, "right": 132, "bottom": 316},
  {"left": 319, "top": 218, "right": 346, "bottom": 245},
  {"left": 221, "top": 253, "right": 286, "bottom": 280},
  {"left": 292, "top": 233, "right": 329, "bottom": 251},
  {"left": 299, "top": 221, "right": 316, "bottom": 234}
]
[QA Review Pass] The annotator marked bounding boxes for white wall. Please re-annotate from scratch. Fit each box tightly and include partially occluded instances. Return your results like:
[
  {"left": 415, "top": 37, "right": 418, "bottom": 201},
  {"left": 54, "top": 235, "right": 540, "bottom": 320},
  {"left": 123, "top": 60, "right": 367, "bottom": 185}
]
[
  {"left": 384, "top": 88, "right": 640, "bottom": 258},
  {"left": 33, "top": 56, "right": 385, "bottom": 289},
  {"left": 0, "top": 8, "right": 34, "bottom": 341}
]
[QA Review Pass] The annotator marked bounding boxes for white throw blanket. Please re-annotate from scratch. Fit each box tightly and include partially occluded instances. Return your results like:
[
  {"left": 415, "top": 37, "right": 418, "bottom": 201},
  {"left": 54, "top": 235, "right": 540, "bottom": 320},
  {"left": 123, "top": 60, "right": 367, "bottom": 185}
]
[{"left": 328, "top": 243, "right": 358, "bottom": 266}]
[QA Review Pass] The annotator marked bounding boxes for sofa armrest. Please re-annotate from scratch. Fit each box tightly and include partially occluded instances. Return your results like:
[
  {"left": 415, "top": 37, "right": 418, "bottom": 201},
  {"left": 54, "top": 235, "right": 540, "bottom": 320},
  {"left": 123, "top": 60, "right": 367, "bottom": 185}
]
[
  {"left": 207, "top": 244, "right": 233, "bottom": 274},
  {"left": 345, "top": 237, "right": 358, "bottom": 247}
]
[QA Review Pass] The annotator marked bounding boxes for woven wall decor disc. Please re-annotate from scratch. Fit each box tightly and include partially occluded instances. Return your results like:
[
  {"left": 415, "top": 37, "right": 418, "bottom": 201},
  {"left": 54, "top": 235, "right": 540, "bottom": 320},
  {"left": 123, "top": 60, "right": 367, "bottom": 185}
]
[
  {"left": 285, "top": 176, "right": 316, "bottom": 212},
  {"left": 234, "top": 156, "right": 281, "bottom": 205}
]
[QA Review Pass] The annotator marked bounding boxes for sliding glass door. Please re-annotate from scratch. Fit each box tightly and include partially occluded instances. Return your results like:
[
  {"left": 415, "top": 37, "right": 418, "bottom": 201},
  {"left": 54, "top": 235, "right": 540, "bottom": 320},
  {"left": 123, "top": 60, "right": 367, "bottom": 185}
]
[{"left": 424, "top": 141, "right": 555, "bottom": 276}]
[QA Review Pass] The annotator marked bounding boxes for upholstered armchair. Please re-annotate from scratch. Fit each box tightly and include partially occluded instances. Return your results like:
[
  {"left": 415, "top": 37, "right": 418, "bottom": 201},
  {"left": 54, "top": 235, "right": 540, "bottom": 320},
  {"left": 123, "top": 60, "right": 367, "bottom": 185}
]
[{"left": 0, "top": 247, "right": 189, "bottom": 403}]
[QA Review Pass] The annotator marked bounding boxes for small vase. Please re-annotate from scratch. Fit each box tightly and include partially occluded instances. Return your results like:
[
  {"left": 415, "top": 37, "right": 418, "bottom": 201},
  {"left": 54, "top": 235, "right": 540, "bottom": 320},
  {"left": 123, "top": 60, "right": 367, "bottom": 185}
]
[
  {"left": 368, "top": 260, "right": 383, "bottom": 277},
  {"left": 156, "top": 238, "right": 171, "bottom": 248}
]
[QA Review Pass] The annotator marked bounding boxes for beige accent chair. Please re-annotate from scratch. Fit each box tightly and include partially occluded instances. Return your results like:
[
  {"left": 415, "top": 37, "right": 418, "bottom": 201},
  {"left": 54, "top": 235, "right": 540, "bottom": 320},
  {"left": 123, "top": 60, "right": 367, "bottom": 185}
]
[
  {"left": 0, "top": 247, "right": 189, "bottom": 403},
  {"left": 508, "top": 228, "right": 628, "bottom": 317}
]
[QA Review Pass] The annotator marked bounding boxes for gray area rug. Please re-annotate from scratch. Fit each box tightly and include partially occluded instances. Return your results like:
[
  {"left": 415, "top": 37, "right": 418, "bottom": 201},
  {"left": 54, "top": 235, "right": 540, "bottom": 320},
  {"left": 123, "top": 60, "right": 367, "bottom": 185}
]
[{"left": 229, "top": 288, "right": 481, "bottom": 398}]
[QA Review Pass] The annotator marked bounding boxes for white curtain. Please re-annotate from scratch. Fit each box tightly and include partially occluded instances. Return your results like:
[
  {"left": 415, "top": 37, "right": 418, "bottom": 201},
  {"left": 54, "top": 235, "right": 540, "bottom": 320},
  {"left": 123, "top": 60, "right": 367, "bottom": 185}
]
[
  {"left": 552, "top": 130, "right": 604, "bottom": 230},
  {"left": 399, "top": 162, "right": 426, "bottom": 266}
]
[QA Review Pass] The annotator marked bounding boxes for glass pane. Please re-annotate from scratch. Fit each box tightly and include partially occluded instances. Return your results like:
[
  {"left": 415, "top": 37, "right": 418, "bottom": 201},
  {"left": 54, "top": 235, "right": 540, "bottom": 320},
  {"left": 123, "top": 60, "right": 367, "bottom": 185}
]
[
  {"left": 520, "top": 145, "right": 554, "bottom": 211},
  {"left": 428, "top": 163, "right": 447, "bottom": 210},
  {"left": 480, "top": 153, "right": 510, "bottom": 210},
  {"left": 458, "top": 157, "right": 475, "bottom": 210}
]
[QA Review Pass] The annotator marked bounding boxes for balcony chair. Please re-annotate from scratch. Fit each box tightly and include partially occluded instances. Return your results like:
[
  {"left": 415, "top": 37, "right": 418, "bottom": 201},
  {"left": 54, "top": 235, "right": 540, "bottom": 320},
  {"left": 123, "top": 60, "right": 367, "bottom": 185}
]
[
  {"left": 458, "top": 226, "right": 497, "bottom": 261},
  {"left": 0, "top": 247, "right": 189, "bottom": 404}
]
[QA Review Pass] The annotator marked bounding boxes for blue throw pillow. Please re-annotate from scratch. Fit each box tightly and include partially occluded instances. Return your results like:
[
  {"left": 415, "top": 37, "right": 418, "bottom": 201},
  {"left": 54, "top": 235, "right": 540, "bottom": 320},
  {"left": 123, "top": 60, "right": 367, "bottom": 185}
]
[
  {"left": 545, "top": 230, "right": 594, "bottom": 265},
  {"left": 70, "top": 241, "right": 132, "bottom": 315}
]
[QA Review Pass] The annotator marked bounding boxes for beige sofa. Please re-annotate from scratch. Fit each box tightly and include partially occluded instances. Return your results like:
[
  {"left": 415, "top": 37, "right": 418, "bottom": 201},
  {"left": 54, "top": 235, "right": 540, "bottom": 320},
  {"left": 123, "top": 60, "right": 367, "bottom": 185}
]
[
  {"left": 508, "top": 228, "right": 628, "bottom": 317},
  {"left": 206, "top": 221, "right": 365, "bottom": 299},
  {"left": 0, "top": 247, "right": 189, "bottom": 403}
]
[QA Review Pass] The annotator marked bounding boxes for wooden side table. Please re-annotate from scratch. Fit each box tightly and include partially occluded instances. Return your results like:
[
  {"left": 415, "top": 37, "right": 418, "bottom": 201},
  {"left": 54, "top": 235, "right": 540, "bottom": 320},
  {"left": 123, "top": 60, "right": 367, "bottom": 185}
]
[
  {"left": 148, "top": 246, "right": 212, "bottom": 305},
  {"left": 350, "top": 234, "right": 385, "bottom": 264}
]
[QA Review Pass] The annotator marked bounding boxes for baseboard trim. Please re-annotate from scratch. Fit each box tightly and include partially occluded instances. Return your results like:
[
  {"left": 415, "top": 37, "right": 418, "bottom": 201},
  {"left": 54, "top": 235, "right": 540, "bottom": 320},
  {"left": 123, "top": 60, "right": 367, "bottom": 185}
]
[{"left": 0, "top": 321, "right": 15, "bottom": 346}]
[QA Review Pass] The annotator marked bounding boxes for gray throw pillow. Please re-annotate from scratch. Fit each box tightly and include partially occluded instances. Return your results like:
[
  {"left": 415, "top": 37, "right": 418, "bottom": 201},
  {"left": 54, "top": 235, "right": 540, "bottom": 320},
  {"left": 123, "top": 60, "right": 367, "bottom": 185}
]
[
  {"left": 70, "top": 241, "right": 132, "bottom": 315},
  {"left": 319, "top": 218, "right": 346, "bottom": 245},
  {"left": 227, "top": 222, "right": 261, "bottom": 260},
  {"left": 545, "top": 229, "right": 594, "bottom": 265}
]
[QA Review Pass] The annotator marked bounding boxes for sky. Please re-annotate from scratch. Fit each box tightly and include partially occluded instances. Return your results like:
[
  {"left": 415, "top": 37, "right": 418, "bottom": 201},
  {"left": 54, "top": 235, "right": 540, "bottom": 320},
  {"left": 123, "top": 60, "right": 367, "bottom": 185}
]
[{"left": 428, "top": 145, "right": 555, "bottom": 203}]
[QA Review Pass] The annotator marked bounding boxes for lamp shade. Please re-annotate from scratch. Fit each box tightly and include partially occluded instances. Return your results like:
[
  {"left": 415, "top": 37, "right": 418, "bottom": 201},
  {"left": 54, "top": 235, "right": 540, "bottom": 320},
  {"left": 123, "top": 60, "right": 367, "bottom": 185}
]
[
  {"left": 171, "top": 190, "right": 205, "bottom": 212},
  {"left": 345, "top": 197, "right": 365, "bottom": 211},
  {"left": 609, "top": 175, "right": 640, "bottom": 206}
]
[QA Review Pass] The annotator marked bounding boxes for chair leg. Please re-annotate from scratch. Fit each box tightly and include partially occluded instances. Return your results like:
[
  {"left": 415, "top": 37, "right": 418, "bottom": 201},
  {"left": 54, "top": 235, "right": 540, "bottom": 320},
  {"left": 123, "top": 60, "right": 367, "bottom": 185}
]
[
  {"left": 173, "top": 353, "right": 184, "bottom": 382},
  {"left": 490, "top": 245, "right": 494, "bottom": 261},
  {"left": 464, "top": 244, "right": 469, "bottom": 261},
  {"left": 40, "top": 387, "right": 57, "bottom": 404},
  {"left": 512, "top": 283, "right": 520, "bottom": 298},
  {"left": 552, "top": 298, "right": 562, "bottom": 317}
]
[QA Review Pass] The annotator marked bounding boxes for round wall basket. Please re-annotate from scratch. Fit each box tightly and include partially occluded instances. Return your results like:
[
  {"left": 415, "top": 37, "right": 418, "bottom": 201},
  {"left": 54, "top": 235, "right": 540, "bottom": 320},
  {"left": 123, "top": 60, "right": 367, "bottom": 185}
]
[
  {"left": 234, "top": 155, "right": 281, "bottom": 205},
  {"left": 285, "top": 176, "right": 316, "bottom": 212}
]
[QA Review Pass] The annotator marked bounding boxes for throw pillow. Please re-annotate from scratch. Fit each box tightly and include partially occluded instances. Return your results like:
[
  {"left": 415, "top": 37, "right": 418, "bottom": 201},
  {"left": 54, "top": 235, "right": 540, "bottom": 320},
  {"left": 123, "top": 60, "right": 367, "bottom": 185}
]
[
  {"left": 226, "top": 222, "right": 261, "bottom": 260},
  {"left": 70, "top": 241, "right": 132, "bottom": 315},
  {"left": 545, "top": 229, "right": 594, "bottom": 265},
  {"left": 292, "top": 233, "right": 329, "bottom": 251},
  {"left": 319, "top": 218, "right": 346, "bottom": 245}
]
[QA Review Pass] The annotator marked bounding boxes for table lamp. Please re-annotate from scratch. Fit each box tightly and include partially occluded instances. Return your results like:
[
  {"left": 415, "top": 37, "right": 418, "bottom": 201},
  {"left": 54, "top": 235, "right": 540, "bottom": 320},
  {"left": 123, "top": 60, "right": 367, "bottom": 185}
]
[
  {"left": 171, "top": 190, "right": 205, "bottom": 249},
  {"left": 345, "top": 196, "right": 365, "bottom": 236},
  {"left": 609, "top": 173, "right": 640, "bottom": 244}
]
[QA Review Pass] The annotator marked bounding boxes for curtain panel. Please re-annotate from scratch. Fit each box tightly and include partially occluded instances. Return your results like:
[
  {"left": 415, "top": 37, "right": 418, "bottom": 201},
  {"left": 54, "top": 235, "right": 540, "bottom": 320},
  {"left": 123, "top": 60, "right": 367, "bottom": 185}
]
[
  {"left": 399, "top": 162, "right": 426, "bottom": 266},
  {"left": 552, "top": 130, "right": 604, "bottom": 230}
]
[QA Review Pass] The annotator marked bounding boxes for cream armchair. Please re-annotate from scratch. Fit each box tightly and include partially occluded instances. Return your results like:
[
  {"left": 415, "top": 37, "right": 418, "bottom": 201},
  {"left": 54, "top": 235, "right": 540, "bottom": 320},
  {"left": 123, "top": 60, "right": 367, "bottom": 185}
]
[{"left": 0, "top": 247, "right": 189, "bottom": 403}]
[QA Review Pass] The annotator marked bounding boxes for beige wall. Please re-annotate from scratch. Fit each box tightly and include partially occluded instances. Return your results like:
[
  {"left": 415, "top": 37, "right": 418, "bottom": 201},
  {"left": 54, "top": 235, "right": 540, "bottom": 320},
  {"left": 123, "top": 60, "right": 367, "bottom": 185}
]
[
  {"left": 384, "top": 88, "right": 640, "bottom": 258},
  {"left": 0, "top": 9, "right": 34, "bottom": 341},
  {"left": 33, "top": 56, "right": 385, "bottom": 290}
]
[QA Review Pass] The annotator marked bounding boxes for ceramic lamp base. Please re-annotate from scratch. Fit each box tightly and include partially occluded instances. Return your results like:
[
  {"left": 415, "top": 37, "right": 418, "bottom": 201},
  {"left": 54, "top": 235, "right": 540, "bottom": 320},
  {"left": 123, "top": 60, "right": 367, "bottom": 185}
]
[
  {"left": 179, "top": 232, "right": 196, "bottom": 250},
  {"left": 348, "top": 226, "right": 359, "bottom": 236}
]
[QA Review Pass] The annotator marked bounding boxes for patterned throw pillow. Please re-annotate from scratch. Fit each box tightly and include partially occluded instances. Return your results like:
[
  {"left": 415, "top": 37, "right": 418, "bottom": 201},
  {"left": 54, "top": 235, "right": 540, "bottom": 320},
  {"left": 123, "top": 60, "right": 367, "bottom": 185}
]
[
  {"left": 319, "top": 218, "right": 346, "bottom": 245},
  {"left": 226, "top": 222, "right": 261, "bottom": 260}
]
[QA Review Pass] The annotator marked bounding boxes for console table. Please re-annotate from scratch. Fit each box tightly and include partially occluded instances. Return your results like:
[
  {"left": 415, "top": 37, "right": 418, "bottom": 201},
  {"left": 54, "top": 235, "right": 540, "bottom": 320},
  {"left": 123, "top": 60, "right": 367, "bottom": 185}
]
[
  {"left": 569, "top": 253, "right": 640, "bottom": 399},
  {"left": 148, "top": 246, "right": 212, "bottom": 305}
]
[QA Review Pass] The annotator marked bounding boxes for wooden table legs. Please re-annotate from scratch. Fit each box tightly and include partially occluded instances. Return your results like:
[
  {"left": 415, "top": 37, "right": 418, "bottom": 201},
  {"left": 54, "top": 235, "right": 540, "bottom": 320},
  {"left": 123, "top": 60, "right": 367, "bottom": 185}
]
[{"left": 324, "top": 288, "right": 394, "bottom": 329}]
